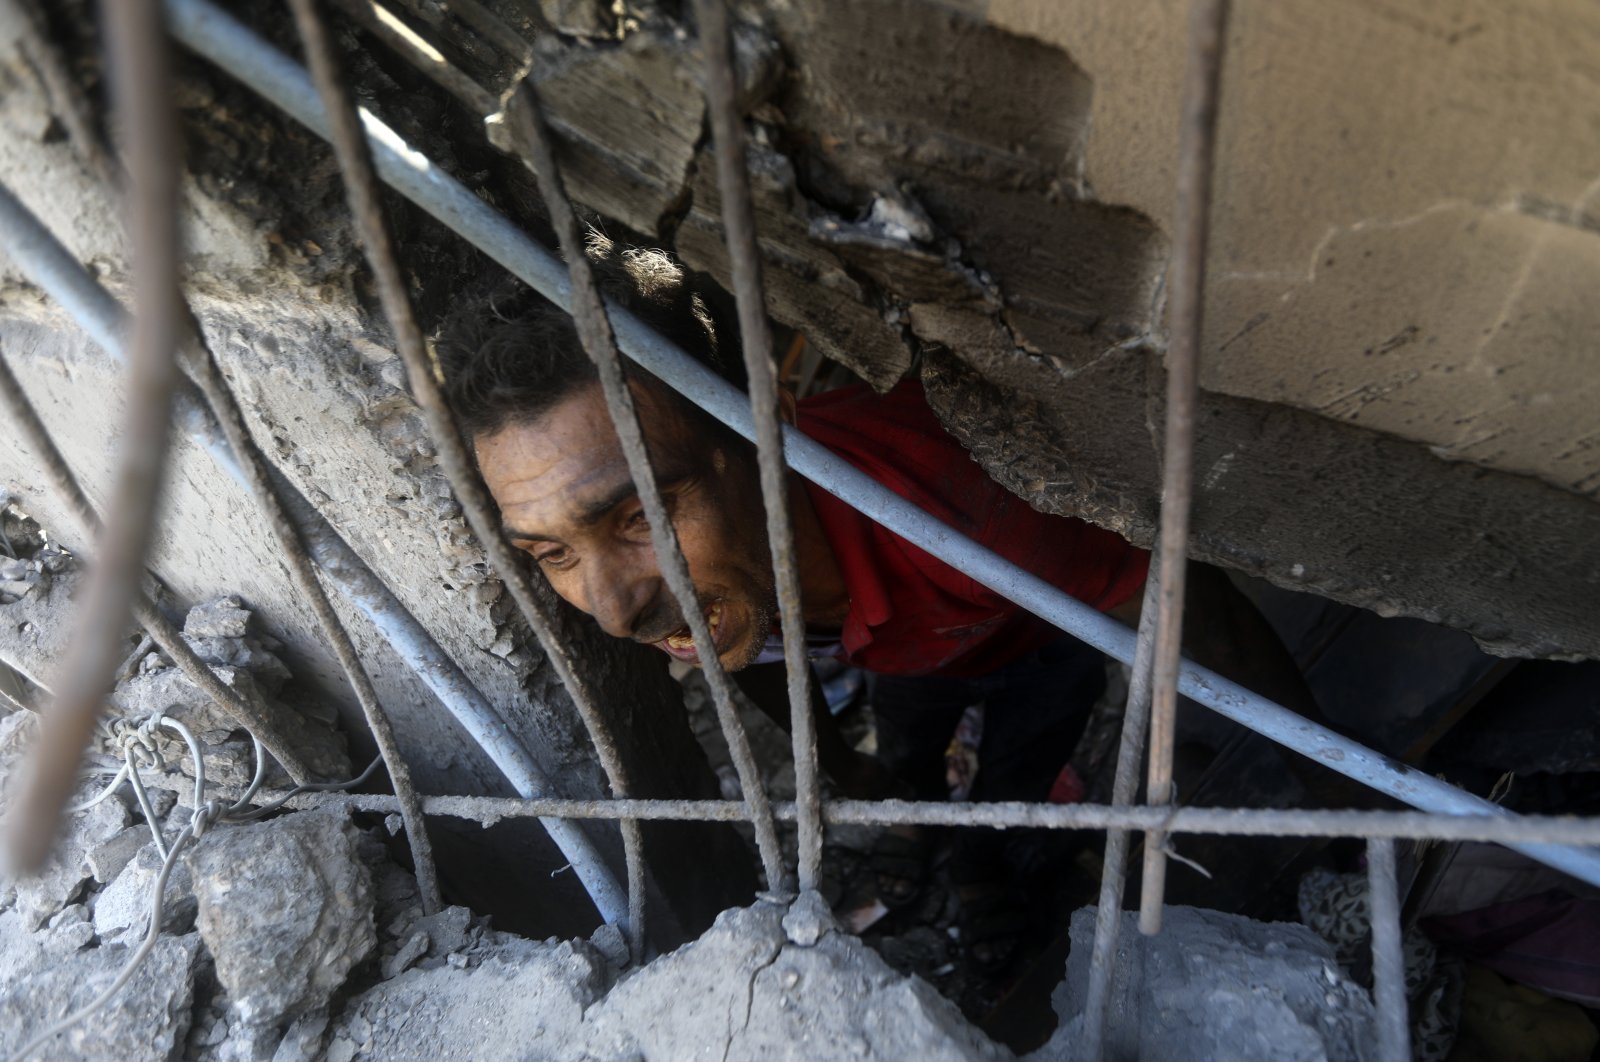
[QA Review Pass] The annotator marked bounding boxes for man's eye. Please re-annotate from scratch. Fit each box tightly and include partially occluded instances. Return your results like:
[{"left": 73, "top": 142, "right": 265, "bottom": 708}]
[
  {"left": 623, "top": 510, "right": 651, "bottom": 533},
  {"left": 533, "top": 547, "right": 574, "bottom": 570}
]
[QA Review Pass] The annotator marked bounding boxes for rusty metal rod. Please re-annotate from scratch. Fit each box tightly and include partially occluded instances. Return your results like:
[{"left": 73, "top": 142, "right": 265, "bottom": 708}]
[
  {"left": 234, "top": 790, "right": 1600, "bottom": 846},
  {"left": 287, "top": 0, "right": 651, "bottom": 951},
  {"left": 1083, "top": 569, "right": 1163, "bottom": 1060},
  {"left": 7, "top": 0, "right": 183, "bottom": 873},
  {"left": 0, "top": 345, "right": 318, "bottom": 784},
  {"left": 1367, "top": 838, "right": 1411, "bottom": 1061},
  {"left": 505, "top": 80, "right": 789, "bottom": 895},
  {"left": 1140, "top": 0, "right": 1231, "bottom": 938},
  {"left": 694, "top": 0, "right": 822, "bottom": 894},
  {"left": 177, "top": 305, "right": 441, "bottom": 913}
]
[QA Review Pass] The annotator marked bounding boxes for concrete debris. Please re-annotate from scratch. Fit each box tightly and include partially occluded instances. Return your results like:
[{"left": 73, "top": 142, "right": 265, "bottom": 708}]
[
  {"left": 1033, "top": 906, "right": 1379, "bottom": 1062},
  {"left": 0, "top": 932, "right": 202, "bottom": 1062},
  {"left": 9, "top": 792, "right": 129, "bottom": 929},
  {"left": 88, "top": 824, "right": 151, "bottom": 883},
  {"left": 94, "top": 842, "right": 198, "bottom": 943},
  {"left": 113, "top": 596, "right": 350, "bottom": 787},
  {"left": 185, "top": 810, "right": 375, "bottom": 1030},
  {"left": 583, "top": 901, "right": 1011, "bottom": 1061},
  {"left": 327, "top": 936, "right": 609, "bottom": 1062}
]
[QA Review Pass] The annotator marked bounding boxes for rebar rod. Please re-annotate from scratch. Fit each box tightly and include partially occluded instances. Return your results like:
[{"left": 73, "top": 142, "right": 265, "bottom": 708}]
[
  {"left": 1083, "top": 569, "right": 1163, "bottom": 1059},
  {"left": 0, "top": 344, "right": 317, "bottom": 783},
  {"left": 694, "top": 0, "right": 822, "bottom": 894},
  {"left": 235, "top": 791, "right": 1600, "bottom": 848},
  {"left": 287, "top": 0, "right": 651, "bottom": 950},
  {"left": 504, "top": 80, "right": 789, "bottom": 896},
  {"left": 178, "top": 307, "right": 441, "bottom": 912},
  {"left": 0, "top": 175, "right": 629, "bottom": 928},
  {"left": 7, "top": 0, "right": 183, "bottom": 872},
  {"left": 162, "top": 0, "right": 1600, "bottom": 890},
  {"left": 1140, "top": 0, "right": 1231, "bottom": 937},
  {"left": 1367, "top": 838, "right": 1411, "bottom": 1061}
]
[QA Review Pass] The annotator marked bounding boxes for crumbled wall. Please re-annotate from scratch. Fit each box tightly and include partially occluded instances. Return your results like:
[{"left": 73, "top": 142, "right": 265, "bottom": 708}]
[{"left": 0, "top": 8, "right": 749, "bottom": 940}]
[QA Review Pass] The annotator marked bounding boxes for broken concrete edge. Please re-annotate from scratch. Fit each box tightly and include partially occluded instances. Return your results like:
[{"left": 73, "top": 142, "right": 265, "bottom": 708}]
[{"left": 1, "top": 782, "right": 1013, "bottom": 1061}]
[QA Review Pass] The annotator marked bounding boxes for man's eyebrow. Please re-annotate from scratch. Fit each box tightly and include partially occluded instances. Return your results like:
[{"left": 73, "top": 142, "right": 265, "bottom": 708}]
[{"left": 501, "top": 472, "right": 693, "bottom": 542}]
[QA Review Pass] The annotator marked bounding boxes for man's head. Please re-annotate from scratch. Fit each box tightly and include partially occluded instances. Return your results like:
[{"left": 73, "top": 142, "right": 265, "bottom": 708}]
[{"left": 438, "top": 236, "right": 778, "bottom": 671}]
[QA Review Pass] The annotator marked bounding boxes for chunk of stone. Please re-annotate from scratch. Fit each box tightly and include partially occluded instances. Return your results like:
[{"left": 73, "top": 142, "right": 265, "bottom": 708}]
[
  {"left": 42, "top": 902, "right": 95, "bottom": 954},
  {"left": 383, "top": 930, "right": 429, "bottom": 978},
  {"left": 89, "top": 824, "right": 150, "bottom": 883},
  {"left": 412, "top": 904, "right": 473, "bottom": 959},
  {"left": 587, "top": 921, "right": 630, "bottom": 969},
  {"left": 183, "top": 595, "right": 252, "bottom": 639},
  {"left": 9, "top": 794, "right": 129, "bottom": 928},
  {"left": 1031, "top": 906, "right": 1378, "bottom": 1062},
  {"left": 582, "top": 902, "right": 1009, "bottom": 1060},
  {"left": 0, "top": 932, "right": 201, "bottom": 1061},
  {"left": 185, "top": 811, "right": 374, "bottom": 1029},
  {"left": 94, "top": 841, "right": 197, "bottom": 942},
  {"left": 328, "top": 937, "right": 608, "bottom": 1061}
]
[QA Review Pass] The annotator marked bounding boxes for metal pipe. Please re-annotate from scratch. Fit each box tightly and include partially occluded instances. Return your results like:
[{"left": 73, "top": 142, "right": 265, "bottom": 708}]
[
  {"left": 163, "top": 0, "right": 1600, "bottom": 888},
  {"left": 7, "top": 0, "right": 182, "bottom": 873},
  {"left": 0, "top": 177, "right": 629, "bottom": 926},
  {"left": 504, "top": 79, "right": 787, "bottom": 898},
  {"left": 694, "top": 0, "right": 823, "bottom": 893},
  {"left": 1367, "top": 838, "right": 1411, "bottom": 1061},
  {"left": 1140, "top": 0, "right": 1231, "bottom": 937}
]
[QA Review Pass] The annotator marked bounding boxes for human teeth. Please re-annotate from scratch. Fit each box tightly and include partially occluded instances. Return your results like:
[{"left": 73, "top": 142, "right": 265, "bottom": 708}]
[
  {"left": 666, "top": 630, "right": 694, "bottom": 650},
  {"left": 707, "top": 601, "right": 723, "bottom": 635}
]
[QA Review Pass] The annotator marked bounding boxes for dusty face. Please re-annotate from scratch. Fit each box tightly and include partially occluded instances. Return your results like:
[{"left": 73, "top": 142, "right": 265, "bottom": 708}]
[{"left": 477, "top": 380, "right": 777, "bottom": 671}]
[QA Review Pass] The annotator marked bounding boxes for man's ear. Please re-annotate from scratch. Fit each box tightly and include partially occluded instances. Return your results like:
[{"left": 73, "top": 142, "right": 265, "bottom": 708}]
[{"left": 778, "top": 387, "right": 798, "bottom": 426}]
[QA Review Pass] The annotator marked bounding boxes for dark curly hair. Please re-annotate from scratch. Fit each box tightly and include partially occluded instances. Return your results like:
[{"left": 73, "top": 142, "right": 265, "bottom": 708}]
[{"left": 435, "top": 233, "right": 744, "bottom": 439}]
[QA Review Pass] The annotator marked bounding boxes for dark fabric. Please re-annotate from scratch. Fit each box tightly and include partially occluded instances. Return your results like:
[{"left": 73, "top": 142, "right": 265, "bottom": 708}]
[
  {"left": 796, "top": 379, "right": 1148, "bottom": 677},
  {"left": 871, "top": 635, "right": 1107, "bottom": 804},
  {"left": 1425, "top": 890, "right": 1600, "bottom": 1007}
]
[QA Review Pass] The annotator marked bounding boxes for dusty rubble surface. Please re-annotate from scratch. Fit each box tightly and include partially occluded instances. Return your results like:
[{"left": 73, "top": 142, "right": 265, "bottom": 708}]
[{"left": 1035, "top": 906, "right": 1379, "bottom": 1062}]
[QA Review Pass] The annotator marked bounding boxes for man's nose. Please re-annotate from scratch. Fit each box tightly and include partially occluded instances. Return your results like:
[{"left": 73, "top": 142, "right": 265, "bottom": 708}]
[{"left": 581, "top": 557, "right": 659, "bottom": 640}]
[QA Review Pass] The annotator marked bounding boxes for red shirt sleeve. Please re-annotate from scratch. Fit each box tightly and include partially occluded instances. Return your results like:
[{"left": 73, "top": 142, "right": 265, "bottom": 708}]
[{"left": 796, "top": 379, "right": 1148, "bottom": 677}]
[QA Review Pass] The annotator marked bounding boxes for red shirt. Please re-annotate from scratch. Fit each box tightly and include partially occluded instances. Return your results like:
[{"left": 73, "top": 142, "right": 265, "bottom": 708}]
[{"left": 797, "top": 380, "right": 1149, "bottom": 677}]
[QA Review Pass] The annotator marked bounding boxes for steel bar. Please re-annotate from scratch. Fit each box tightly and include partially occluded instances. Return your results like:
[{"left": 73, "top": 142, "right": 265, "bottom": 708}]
[
  {"left": 1367, "top": 838, "right": 1411, "bottom": 1061},
  {"left": 0, "top": 340, "right": 318, "bottom": 783},
  {"left": 1083, "top": 570, "right": 1163, "bottom": 1059},
  {"left": 1140, "top": 0, "right": 1231, "bottom": 937},
  {"left": 179, "top": 311, "right": 442, "bottom": 913},
  {"left": 233, "top": 791, "right": 1600, "bottom": 847},
  {"left": 504, "top": 81, "right": 789, "bottom": 898},
  {"left": 694, "top": 0, "right": 822, "bottom": 894},
  {"left": 8, "top": 0, "right": 183, "bottom": 873},
  {"left": 163, "top": 0, "right": 1600, "bottom": 889},
  {"left": 290, "top": 0, "right": 647, "bottom": 947},
  {"left": 0, "top": 176, "right": 630, "bottom": 928}
]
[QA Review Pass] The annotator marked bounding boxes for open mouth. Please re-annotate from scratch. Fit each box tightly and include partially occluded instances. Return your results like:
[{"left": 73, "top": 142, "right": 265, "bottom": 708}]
[{"left": 654, "top": 600, "right": 726, "bottom": 664}]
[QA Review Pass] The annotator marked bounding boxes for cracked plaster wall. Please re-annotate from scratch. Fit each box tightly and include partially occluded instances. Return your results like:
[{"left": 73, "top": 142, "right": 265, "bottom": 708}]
[{"left": 989, "top": 0, "right": 1600, "bottom": 498}]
